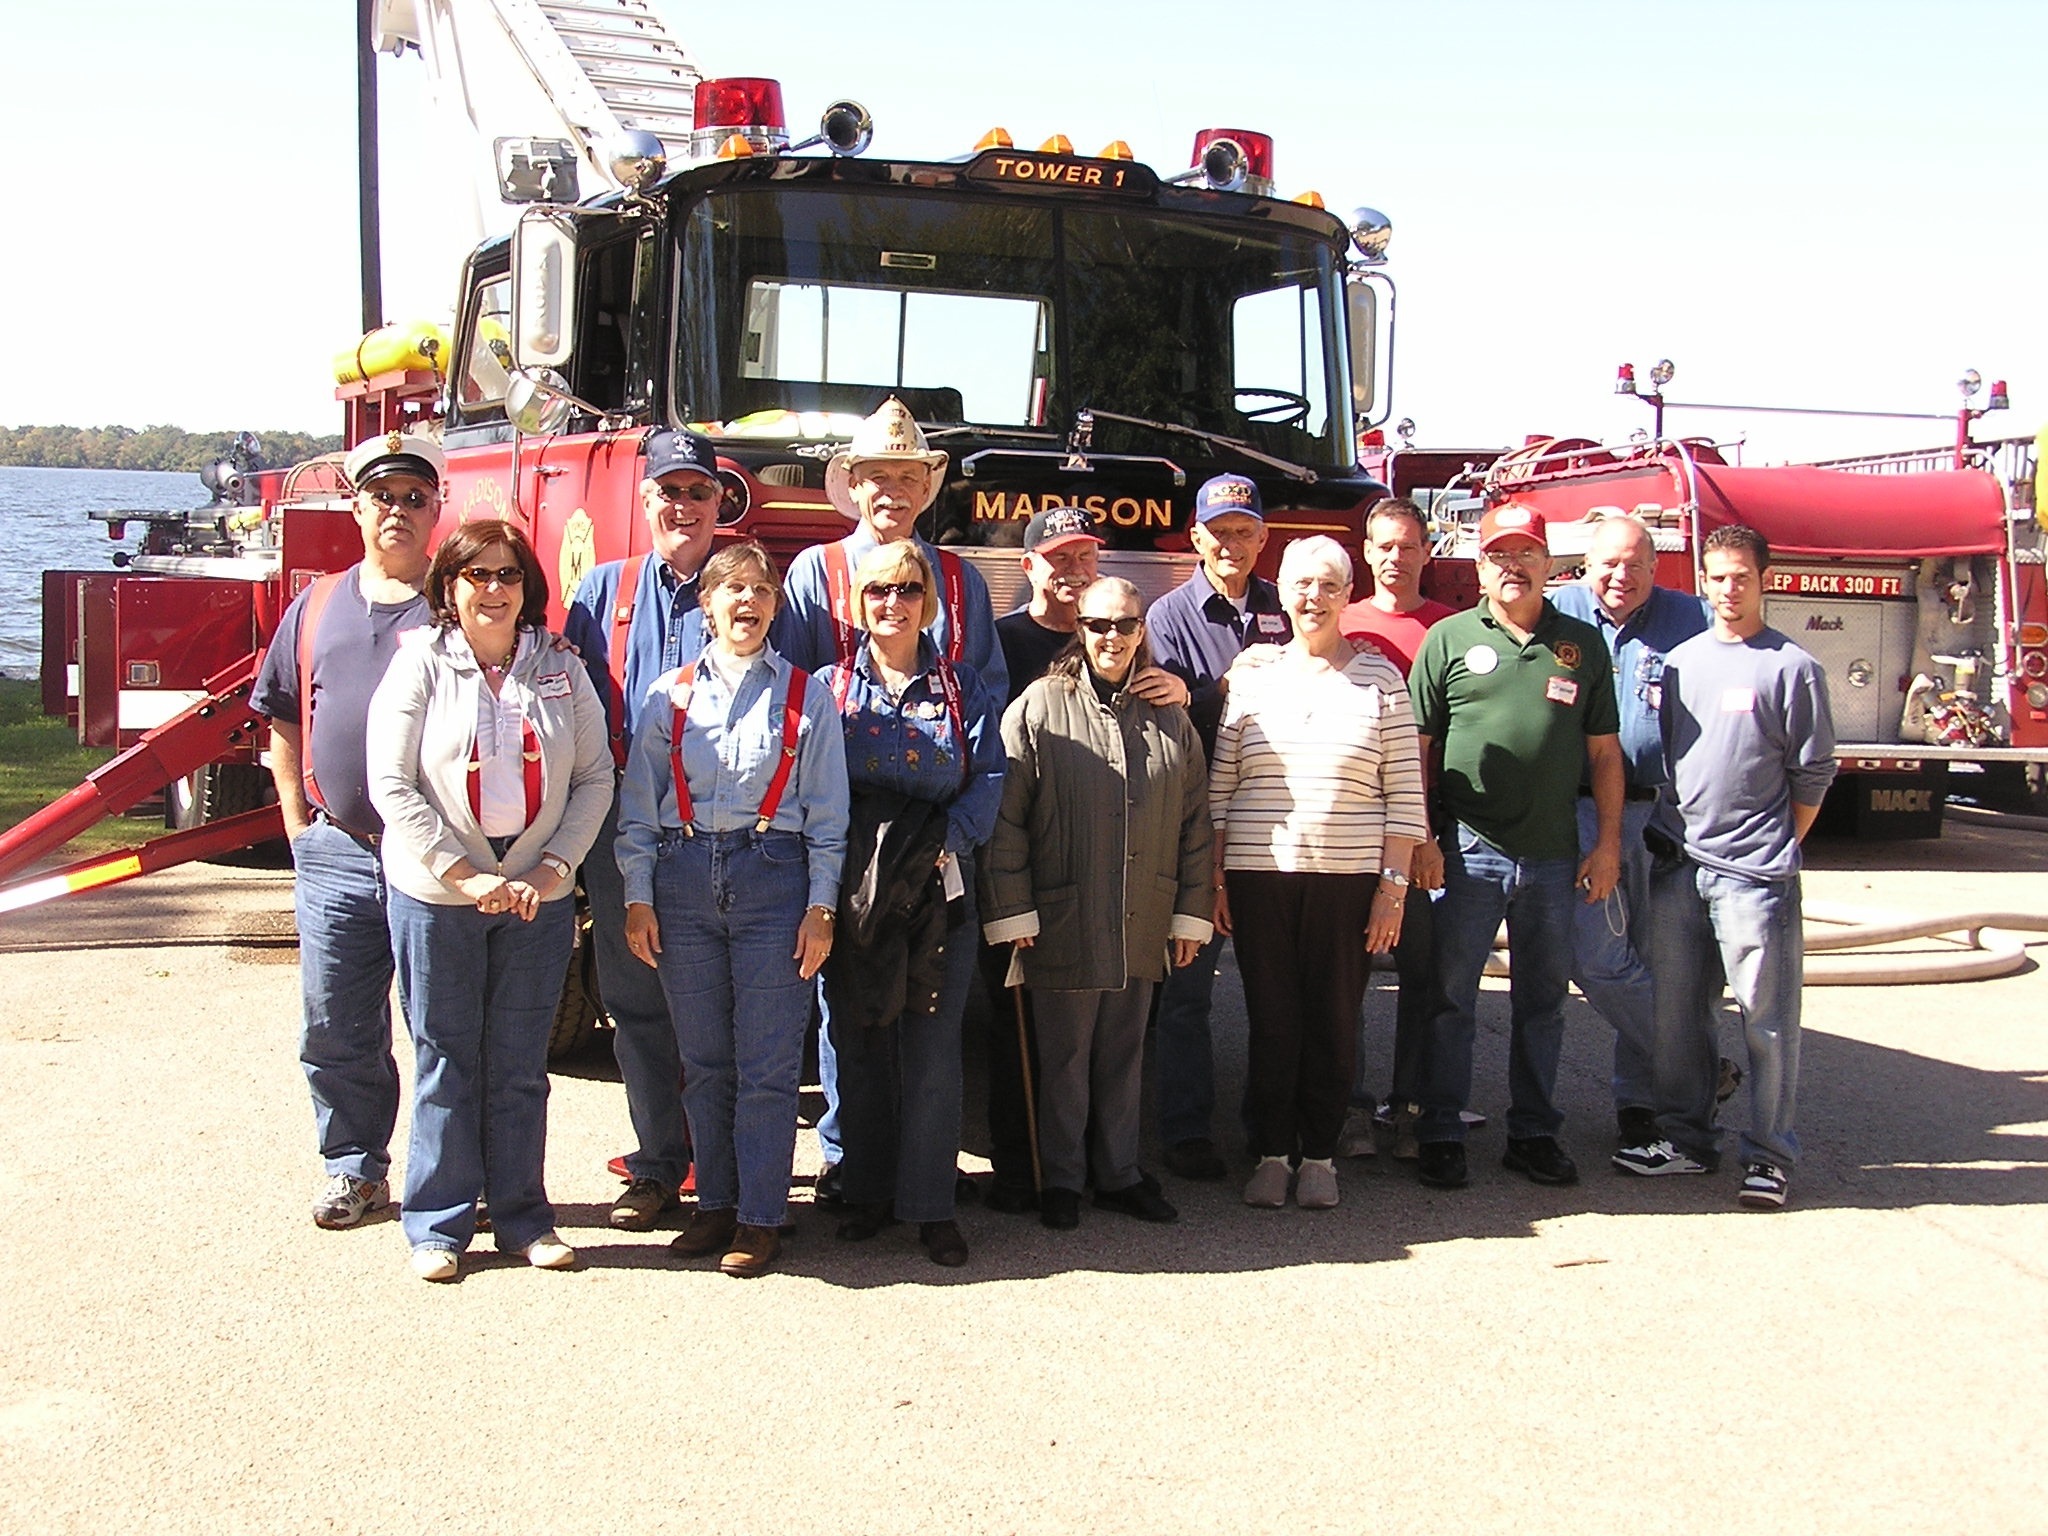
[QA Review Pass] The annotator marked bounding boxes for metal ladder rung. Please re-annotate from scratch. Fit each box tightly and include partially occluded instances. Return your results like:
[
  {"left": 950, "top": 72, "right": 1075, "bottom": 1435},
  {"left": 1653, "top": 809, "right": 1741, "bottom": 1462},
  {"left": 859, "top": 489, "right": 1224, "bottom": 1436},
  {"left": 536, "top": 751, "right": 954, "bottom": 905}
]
[{"left": 575, "top": 57, "right": 697, "bottom": 85}]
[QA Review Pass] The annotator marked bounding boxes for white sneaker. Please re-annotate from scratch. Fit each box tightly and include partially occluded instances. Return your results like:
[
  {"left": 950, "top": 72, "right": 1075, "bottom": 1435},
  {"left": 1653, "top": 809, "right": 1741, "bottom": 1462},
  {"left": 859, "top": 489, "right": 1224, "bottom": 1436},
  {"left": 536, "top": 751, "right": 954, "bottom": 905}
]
[
  {"left": 1337, "top": 1109, "right": 1378, "bottom": 1159},
  {"left": 1243, "top": 1157, "right": 1291, "bottom": 1208},
  {"left": 410, "top": 1247, "right": 459, "bottom": 1283},
  {"left": 1611, "top": 1139, "right": 1711, "bottom": 1177},
  {"left": 1295, "top": 1158, "right": 1339, "bottom": 1209},
  {"left": 524, "top": 1232, "right": 577, "bottom": 1270}
]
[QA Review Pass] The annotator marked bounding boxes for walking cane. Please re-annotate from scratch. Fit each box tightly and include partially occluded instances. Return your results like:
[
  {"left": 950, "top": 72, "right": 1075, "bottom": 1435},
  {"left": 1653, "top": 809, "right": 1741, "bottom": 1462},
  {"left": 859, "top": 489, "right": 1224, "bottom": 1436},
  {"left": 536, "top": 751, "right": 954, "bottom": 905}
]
[{"left": 1010, "top": 971, "right": 1043, "bottom": 1196}]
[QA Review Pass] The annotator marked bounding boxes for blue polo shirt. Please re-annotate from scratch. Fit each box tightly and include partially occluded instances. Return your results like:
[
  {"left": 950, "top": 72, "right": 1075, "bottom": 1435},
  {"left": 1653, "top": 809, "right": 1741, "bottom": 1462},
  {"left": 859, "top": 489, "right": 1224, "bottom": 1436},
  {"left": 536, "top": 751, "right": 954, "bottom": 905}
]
[
  {"left": 1146, "top": 564, "right": 1288, "bottom": 757},
  {"left": 1552, "top": 582, "right": 1710, "bottom": 791},
  {"left": 564, "top": 554, "right": 706, "bottom": 759}
]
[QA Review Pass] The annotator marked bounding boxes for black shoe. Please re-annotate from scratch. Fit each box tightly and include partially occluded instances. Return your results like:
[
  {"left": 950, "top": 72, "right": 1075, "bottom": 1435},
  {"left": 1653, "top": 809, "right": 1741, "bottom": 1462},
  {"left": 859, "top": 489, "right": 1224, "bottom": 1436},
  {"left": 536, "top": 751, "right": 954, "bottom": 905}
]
[
  {"left": 814, "top": 1162, "right": 845, "bottom": 1206},
  {"left": 1093, "top": 1180, "right": 1179, "bottom": 1223},
  {"left": 834, "top": 1201, "right": 897, "bottom": 1241},
  {"left": 1503, "top": 1136, "right": 1580, "bottom": 1186},
  {"left": 983, "top": 1180, "right": 1039, "bottom": 1215},
  {"left": 1416, "top": 1140, "right": 1469, "bottom": 1189},
  {"left": 1164, "top": 1138, "right": 1229, "bottom": 1181},
  {"left": 1039, "top": 1187, "right": 1082, "bottom": 1230},
  {"left": 1616, "top": 1106, "right": 1659, "bottom": 1150},
  {"left": 919, "top": 1219, "right": 970, "bottom": 1267}
]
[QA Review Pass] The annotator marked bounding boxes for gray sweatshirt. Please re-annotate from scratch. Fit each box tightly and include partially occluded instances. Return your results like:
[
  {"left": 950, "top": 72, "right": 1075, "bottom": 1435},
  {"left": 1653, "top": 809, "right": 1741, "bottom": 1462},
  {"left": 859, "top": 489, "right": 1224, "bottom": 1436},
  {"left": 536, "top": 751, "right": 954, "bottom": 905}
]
[{"left": 1658, "top": 627, "right": 1837, "bottom": 881}]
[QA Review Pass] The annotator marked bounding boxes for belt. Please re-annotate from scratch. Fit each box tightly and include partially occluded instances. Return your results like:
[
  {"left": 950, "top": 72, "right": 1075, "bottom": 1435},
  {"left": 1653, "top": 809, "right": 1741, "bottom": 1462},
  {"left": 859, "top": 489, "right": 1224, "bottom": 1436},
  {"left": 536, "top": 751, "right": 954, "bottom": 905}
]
[
  {"left": 1579, "top": 787, "right": 1659, "bottom": 803},
  {"left": 316, "top": 809, "right": 382, "bottom": 847}
]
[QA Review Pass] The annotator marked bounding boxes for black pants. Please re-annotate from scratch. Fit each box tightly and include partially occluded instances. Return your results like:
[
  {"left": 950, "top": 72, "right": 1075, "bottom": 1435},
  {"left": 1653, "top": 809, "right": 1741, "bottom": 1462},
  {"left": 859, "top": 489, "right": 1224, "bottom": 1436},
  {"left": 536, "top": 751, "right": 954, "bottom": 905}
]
[
  {"left": 977, "top": 940, "right": 1039, "bottom": 1190},
  {"left": 1230, "top": 869, "right": 1378, "bottom": 1161}
]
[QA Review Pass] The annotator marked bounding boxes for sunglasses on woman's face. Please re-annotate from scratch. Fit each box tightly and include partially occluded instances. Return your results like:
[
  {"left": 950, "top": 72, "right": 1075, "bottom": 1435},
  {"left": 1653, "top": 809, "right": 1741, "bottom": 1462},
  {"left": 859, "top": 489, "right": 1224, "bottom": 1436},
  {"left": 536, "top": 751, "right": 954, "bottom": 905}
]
[
  {"left": 367, "top": 486, "right": 435, "bottom": 511},
  {"left": 1078, "top": 616, "right": 1142, "bottom": 637},
  {"left": 862, "top": 581, "right": 925, "bottom": 603},
  {"left": 458, "top": 565, "right": 525, "bottom": 589}
]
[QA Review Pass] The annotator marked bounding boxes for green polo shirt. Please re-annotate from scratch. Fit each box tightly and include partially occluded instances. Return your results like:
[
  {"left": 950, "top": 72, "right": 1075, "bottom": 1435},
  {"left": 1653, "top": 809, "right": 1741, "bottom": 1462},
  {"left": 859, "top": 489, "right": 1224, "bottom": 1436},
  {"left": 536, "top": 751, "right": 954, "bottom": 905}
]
[{"left": 1409, "top": 599, "right": 1619, "bottom": 860}]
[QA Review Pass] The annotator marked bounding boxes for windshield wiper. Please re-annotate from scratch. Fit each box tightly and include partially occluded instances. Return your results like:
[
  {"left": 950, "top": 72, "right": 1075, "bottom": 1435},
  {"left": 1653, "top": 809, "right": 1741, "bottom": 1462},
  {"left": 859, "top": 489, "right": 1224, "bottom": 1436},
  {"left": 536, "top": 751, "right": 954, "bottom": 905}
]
[{"left": 1073, "top": 408, "right": 1320, "bottom": 483}]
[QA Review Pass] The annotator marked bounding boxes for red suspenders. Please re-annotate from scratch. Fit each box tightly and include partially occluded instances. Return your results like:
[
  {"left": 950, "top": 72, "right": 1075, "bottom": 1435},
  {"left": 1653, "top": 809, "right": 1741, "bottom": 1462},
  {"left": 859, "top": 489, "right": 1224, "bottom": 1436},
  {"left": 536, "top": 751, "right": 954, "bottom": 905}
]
[
  {"left": 668, "top": 664, "right": 810, "bottom": 836},
  {"left": 603, "top": 556, "right": 646, "bottom": 769},
  {"left": 822, "top": 541, "right": 967, "bottom": 665},
  {"left": 293, "top": 572, "right": 346, "bottom": 813},
  {"left": 466, "top": 718, "right": 543, "bottom": 829}
]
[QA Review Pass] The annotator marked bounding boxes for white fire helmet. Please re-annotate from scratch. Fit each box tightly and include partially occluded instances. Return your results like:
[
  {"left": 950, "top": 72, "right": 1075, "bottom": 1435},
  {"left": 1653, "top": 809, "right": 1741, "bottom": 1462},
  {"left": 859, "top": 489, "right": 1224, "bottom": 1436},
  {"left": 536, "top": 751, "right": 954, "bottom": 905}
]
[{"left": 824, "top": 397, "right": 948, "bottom": 521}]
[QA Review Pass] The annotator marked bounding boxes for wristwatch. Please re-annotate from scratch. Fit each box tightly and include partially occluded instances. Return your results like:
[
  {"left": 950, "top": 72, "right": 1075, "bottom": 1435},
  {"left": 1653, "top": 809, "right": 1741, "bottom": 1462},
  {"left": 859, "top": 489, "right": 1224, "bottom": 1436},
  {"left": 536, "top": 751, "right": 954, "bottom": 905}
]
[
  {"left": 540, "top": 853, "right": 573, "bottom": 880},
  {"left": 1379, "top": 866, "right": 1411, "bottom": 888}
]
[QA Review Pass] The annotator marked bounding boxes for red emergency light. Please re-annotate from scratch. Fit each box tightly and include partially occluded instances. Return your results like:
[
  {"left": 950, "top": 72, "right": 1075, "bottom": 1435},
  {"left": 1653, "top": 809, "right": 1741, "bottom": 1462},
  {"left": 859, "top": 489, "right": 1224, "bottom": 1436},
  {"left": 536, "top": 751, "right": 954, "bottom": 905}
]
[
  {"left": 693, "top": 77, "right": 789, "bottom": 156},
  {"left": 1189, "top": 128, "right": 1275, "bottom": 194}
]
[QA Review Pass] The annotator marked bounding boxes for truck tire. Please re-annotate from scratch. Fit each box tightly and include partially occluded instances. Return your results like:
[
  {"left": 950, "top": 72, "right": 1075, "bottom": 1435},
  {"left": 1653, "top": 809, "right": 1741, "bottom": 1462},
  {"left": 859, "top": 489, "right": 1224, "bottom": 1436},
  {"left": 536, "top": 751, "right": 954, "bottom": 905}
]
[
  {"left": 165, "top": 762, "right": 272, "bottom": 830},
  {"left": 547, "top": 894, "right": 604, "bottom": 1061}
]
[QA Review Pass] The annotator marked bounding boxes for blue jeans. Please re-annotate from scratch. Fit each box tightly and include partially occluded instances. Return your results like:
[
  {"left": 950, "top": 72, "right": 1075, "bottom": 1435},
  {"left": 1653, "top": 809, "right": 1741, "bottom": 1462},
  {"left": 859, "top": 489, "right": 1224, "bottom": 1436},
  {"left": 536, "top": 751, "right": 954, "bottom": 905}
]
[
  {"left": 652, "top": 828, "right": 812, "bottom": 1228},
  {"left": 387, "top": 891, "right": 573, "bottom": 1254},
  {"left": 1646, "top": 857, "right": 1804, "bottom": 1169},
  {"left": 1419, "top": 823, "right": 1576, "bottom": 1144},
  {"left": 1572, "top": 797, "right": 1658, "bottom": 1113},
  {"left": 292, "top": 817, "right": 401, "bottom": 1183},
  {"left": 818, "top": 856, "right": 978, "bottom": 1168},
  {"left": 583, "top": 789, "right": 690, "bottom": 1188},
  {"left": 1155, "top": 930, "right": 1225, "bottom": 1148}
]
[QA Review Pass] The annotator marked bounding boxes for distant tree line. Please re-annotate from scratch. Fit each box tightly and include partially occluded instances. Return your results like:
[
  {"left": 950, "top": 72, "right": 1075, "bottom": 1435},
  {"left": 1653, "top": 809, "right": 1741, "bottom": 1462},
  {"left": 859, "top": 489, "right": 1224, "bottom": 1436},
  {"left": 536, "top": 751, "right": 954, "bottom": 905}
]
[{"left": 0, "top": 424, "right": 345, "bottom": 472}]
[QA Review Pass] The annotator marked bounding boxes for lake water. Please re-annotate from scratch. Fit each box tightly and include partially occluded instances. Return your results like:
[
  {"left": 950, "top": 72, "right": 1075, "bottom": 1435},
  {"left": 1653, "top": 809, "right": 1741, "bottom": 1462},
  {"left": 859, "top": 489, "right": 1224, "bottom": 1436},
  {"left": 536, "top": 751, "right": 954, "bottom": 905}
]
[{"left": 0, "top": 466, "right": 203, "bottom": 678}]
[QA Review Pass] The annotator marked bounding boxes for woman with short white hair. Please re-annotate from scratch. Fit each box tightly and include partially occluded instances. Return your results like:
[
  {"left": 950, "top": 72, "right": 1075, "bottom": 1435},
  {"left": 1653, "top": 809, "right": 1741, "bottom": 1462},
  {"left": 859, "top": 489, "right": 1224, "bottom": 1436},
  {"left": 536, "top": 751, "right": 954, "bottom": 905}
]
[{"left": 1211, "top": 535, "right": 1429, "bottom": 1211}]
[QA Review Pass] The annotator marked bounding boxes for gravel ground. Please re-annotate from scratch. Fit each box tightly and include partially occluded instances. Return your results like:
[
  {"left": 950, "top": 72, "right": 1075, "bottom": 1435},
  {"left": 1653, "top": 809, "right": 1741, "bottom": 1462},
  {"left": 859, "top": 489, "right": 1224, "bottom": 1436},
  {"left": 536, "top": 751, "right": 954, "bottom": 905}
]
[{"left": 1, "top": 821, "right": 2043, "bottom": 1534}]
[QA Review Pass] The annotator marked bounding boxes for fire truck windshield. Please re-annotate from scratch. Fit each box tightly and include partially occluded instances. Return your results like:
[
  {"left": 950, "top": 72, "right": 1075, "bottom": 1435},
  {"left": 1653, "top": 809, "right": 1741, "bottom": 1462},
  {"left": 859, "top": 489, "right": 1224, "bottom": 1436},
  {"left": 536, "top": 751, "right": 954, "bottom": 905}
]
[{"left": 675, "top": 183, "right": 1352, "bottom": 467}]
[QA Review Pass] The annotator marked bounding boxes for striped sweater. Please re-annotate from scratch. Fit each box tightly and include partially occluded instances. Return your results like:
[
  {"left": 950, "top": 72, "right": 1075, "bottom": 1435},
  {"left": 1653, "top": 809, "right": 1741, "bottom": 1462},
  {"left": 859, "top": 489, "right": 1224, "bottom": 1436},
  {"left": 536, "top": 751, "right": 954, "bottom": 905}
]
[{"left": 1210, "top": 645, "right": 1429, "bottom": 875}]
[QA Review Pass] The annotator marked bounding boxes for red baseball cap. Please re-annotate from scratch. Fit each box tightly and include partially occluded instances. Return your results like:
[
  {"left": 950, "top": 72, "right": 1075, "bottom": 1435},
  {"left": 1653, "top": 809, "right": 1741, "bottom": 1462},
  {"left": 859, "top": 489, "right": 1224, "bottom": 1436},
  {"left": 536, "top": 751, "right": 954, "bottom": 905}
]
[{"left": 1478, "top": 504, "right": 1548, "bottom": 551}]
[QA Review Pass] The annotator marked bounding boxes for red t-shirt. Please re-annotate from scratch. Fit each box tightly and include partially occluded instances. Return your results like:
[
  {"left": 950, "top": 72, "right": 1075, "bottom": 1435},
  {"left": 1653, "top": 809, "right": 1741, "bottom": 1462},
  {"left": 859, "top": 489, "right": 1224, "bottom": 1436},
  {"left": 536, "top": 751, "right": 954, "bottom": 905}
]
[{"left": 1339, "top": 596, "right": 1457, "bottom": 679}]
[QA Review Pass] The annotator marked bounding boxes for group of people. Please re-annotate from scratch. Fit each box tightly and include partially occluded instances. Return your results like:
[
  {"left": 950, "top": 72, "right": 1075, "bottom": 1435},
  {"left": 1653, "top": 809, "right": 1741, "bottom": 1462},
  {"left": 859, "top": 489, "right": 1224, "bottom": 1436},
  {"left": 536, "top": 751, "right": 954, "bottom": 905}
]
[{"left": 254, "top": 395, "right": 1837, "bottom": 1286}]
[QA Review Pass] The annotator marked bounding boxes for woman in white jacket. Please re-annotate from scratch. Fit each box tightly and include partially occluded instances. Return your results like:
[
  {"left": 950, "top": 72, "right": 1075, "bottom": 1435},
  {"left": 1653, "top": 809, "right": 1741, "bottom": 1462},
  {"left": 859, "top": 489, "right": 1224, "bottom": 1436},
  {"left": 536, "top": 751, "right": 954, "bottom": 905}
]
[{"left": 367, "top": 519, "right": 612, "bottom": 1282}]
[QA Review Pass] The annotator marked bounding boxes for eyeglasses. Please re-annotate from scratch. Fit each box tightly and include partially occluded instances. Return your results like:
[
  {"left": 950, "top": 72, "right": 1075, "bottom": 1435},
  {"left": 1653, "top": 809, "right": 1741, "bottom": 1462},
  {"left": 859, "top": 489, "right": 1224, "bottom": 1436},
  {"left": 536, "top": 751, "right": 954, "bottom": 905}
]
[
  {"left": 653, "top": 479, "right": 721, "bottom": 505},
  {"left": 1481, "top": 548, "right": 1548, "bottom": 569},
  {"left": 862, "top": 581, "right": 925, "bottom": 603},
  {"left": 1078, "top": 616, "right": 1143, "bottom": 637},
  {"left": 366, "top": 486, "right": 435, "bottom": 511},
  {"left": 458, "top": 565, "right": 525, "bottom": 589}
]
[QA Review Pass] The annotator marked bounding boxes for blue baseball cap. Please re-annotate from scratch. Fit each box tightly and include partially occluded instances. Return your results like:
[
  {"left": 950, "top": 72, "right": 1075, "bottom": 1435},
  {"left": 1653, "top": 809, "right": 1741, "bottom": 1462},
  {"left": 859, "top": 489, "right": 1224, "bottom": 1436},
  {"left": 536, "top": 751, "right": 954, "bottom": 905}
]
[
  {"left": 1192, "top": 473, "right": 1263, "bottom": 525},
  {"left": 644, "top": 428, "right": 719, "bottom": 483}
]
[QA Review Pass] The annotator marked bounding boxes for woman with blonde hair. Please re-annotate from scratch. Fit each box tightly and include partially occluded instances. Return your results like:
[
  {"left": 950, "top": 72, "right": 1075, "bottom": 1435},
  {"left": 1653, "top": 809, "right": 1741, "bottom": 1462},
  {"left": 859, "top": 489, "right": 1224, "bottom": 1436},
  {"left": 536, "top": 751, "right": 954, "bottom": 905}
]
[
  {"left": 1211, "top": 535, "right": 1428, "bottom": 1212},
  {"left": 817, "top": 541, "right": 1003, "bottom": 1268}
]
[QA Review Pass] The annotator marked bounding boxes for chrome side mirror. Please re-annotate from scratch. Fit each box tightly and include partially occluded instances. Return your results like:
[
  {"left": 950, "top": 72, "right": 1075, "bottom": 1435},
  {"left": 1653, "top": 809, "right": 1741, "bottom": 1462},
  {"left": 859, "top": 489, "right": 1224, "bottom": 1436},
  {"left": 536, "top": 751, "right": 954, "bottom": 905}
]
[
  {"left": 512, "top": 211, "right": 578, "bottom": 370},
  {"left": 505, "top": 369, "right": 605, "bottom": 435}
]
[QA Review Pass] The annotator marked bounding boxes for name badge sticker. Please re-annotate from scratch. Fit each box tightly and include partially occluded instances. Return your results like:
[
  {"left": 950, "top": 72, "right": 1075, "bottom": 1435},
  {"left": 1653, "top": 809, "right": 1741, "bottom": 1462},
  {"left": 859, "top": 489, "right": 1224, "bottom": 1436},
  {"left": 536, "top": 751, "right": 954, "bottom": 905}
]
[
  {"left": 1255, "top": 613, "right": 1288, "bottom": 637},
  {"left": 1647, "top": 683, "right": 1662, "bottom": 711},
  {"left": 1464, "top": 645, "right": 1500, "bottom": 675},
  {"left": 1721, "top": 687, "right": 1757, "bottom": 713},
  {"left": 536, "top": 672, "right": 572, "bottom": 700},
  {"left": 1545, "top": 675, "right": 1579, "bottom": 706}
]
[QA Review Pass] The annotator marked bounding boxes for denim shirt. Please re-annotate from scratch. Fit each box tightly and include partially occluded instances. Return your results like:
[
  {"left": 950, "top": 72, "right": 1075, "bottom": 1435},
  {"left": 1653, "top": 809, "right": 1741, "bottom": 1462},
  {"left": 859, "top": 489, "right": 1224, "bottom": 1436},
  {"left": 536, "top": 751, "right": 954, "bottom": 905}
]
[
  {"left": 818, "top": 636, "right": 1005, "bottom": 855},
  {"left": 564, "top": 554, "right": 706, "bottom": 746},
  {"left": 615, "top": 646, "right": 850, "bottom": 910},
  {"left": 1552, "top": 583, "right": 1710, "bottom": 790},
  {"left": 771, "top": 528, "right": 1010, "bottom": 705}
]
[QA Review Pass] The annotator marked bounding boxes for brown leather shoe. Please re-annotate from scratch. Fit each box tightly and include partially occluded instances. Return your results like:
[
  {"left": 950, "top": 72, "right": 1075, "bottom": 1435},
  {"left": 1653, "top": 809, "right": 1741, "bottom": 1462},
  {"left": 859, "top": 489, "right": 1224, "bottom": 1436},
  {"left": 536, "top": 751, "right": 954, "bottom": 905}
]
[
  {"left": 720, "top": 1224, "right": 781, "bottom": 1278},
  {"left": 669, "top": 1207, "right": 739, "bottom": 1258}
]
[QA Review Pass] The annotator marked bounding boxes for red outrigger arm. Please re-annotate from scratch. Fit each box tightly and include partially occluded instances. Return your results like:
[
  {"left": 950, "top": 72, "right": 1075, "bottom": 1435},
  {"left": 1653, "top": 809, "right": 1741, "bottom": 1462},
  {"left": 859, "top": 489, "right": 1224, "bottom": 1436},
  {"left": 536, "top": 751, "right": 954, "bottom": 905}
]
[
  {"left": 0, "top": 652, "right": 275, "bottom": 896},
  {"left": 0, "top": 806, "right": 283, "bottom": 915}
]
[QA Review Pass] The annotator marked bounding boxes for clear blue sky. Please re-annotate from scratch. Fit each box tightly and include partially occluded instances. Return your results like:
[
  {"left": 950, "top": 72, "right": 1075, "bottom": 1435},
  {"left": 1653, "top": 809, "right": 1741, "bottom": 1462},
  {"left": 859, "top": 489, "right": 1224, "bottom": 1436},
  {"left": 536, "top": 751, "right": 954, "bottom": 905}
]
[{"left": 4, "top": 0, "right": 2040, "bottom": 462}]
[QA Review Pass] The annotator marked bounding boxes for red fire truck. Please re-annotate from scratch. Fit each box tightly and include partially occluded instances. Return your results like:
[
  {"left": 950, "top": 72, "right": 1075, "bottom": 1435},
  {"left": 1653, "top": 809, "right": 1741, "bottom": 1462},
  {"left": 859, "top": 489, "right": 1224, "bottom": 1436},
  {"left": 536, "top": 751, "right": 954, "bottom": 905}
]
[
  {"left": 5, "top": 71, "right": 1393, "bottom": 1001},
  {"left": 1363, "top": 425, "right": 2047, "bottom": 836}
]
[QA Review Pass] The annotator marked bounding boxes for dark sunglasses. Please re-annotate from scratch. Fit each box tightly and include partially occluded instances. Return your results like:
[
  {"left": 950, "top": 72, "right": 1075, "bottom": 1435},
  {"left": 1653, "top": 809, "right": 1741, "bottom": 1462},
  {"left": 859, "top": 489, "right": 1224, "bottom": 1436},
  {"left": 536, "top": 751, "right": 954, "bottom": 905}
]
[
  {"left": 863, "top": 581, "right": 925, "bottom": 602},
  {"left": 367, "top": 486, "right": 435, "bottom": 511},
  {"left": 1079, "top": 616, "right": 1143, "bottom": 637},
  {"left": 457, "top": 565, "right": 525, "bottom": 588},
  {"left": 654, "top": 479, "right": 721, "bottom": 504}
]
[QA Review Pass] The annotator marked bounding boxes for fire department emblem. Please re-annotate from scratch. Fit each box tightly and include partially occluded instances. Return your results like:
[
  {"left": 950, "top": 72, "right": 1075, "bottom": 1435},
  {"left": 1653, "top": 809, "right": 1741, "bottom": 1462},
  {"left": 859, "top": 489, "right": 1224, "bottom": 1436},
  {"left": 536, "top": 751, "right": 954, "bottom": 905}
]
[
  {"left": 386, "top": 430, "right": 405, "bottom": 454},
  {"left": 558, "top": 508, "right": 597, "bottom": 604},
  {"left": 1554, "top": 640, "right": 1582, "bottom": 669}
]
